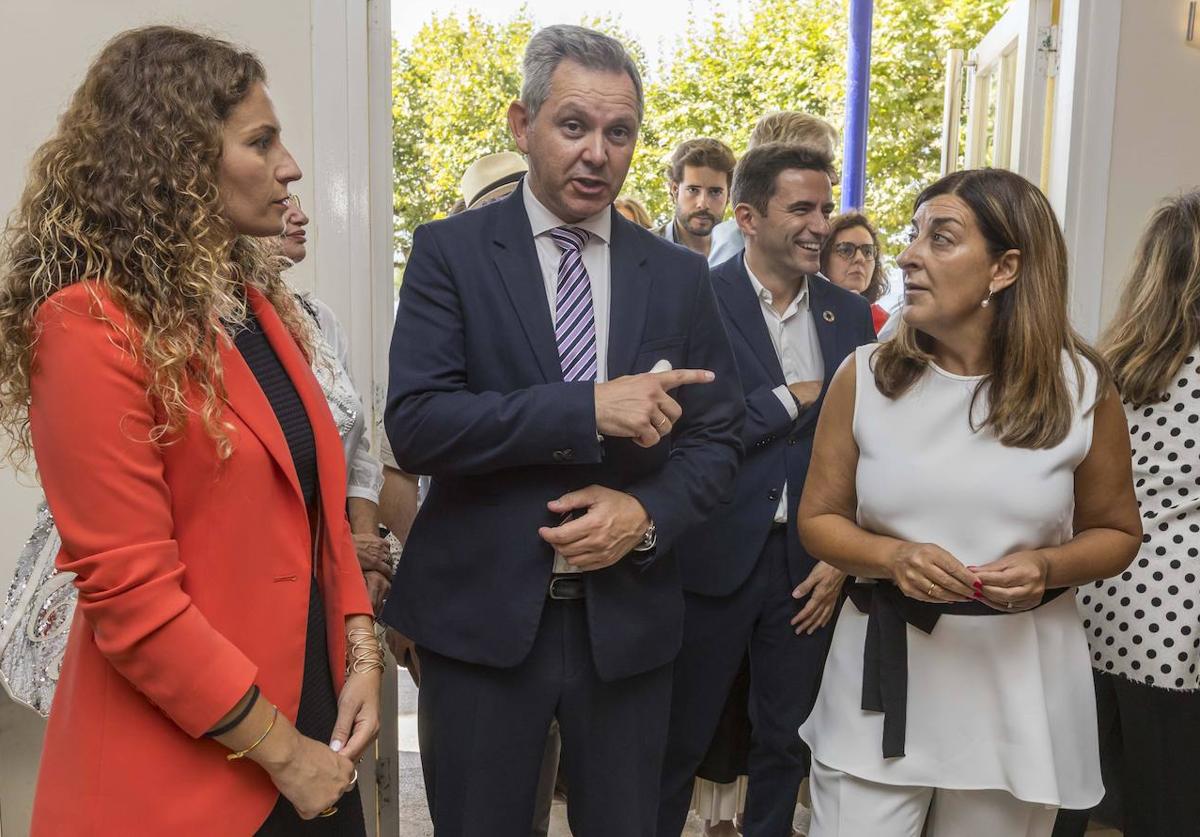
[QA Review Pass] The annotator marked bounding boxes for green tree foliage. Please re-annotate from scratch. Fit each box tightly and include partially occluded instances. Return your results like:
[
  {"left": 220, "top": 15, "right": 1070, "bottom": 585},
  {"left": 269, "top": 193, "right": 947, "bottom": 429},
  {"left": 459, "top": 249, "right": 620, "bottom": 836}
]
[
  {"left": 865, "top": 0, "right": 1008, "bottom": 243},
  {"left": 625, "top": 0, "right": 847, "bottom": 228},
  {"left": 391, "top": 0, "right": 1008, "bottom": 262},
  {"left": 391, "top": 12, "right": 531, "bottom": 256}
]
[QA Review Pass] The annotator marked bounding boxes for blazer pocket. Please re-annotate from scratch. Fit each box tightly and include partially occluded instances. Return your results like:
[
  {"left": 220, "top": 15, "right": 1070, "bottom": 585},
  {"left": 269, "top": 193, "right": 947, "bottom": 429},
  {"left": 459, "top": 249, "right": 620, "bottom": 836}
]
[
  {"left": 638, "top": 330, "right": 686, "bottom": 350},
  {"left": 636, "top": 334, "right": 686, "bottom": 353}
]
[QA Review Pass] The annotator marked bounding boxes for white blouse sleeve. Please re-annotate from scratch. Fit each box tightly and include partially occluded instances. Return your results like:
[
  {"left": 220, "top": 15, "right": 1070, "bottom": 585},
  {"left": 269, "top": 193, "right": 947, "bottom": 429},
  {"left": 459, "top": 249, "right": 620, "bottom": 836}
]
[{"left": 311, "top": 297, "right": 384, "bottom": 504}]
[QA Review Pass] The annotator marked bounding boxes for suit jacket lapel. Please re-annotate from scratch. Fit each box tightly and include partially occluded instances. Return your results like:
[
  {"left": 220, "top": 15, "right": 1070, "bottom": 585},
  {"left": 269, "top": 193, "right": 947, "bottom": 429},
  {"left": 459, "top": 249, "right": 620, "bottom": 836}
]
[
  {"left": 607, "top": 213, "right": 651, "bottom": 379},
  {"left": 220, "top": 289, "right": 348, "bottom": 523},
  {"left": 808, "top": 276, "right": 845, "bottom": 385},
  {"left": 491, "top": 188, "right": 561, "bottom": 383},
  {"left": 714, "top": 257, "right": 786, "bottom": 384}
]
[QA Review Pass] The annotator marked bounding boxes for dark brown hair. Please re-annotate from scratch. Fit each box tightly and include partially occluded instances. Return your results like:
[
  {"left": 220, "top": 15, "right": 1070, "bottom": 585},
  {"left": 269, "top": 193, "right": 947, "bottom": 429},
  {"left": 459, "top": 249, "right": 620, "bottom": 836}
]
[
  {"left": 667, "top": 138, "right": 736, "bottom": 187},
  {"left": 874, "top": 168, "right": 1108, "bottom": 449},
  {"left": 730, "top": 142, "right": 836, "bottom": 215}
]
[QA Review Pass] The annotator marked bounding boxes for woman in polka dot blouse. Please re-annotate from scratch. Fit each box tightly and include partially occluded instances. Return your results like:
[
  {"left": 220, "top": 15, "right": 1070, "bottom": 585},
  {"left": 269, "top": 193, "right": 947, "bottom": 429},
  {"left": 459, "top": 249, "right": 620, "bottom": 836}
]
[{"left": 1061, "top": 191, "right": 1200, "bottom": 836}]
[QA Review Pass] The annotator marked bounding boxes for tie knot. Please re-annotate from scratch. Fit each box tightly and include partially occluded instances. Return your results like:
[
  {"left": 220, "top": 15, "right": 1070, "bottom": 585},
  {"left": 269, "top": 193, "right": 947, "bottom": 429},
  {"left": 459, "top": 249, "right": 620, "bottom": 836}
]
[{"left": 550, "top": 226, "right": 589, "bottom": 254}]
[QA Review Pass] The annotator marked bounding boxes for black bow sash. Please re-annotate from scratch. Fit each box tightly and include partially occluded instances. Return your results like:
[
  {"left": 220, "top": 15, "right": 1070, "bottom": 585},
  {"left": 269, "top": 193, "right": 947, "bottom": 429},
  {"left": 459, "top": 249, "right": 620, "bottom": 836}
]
[{"left": 845, "top": 581, "right": 1068, "bottom": 759}]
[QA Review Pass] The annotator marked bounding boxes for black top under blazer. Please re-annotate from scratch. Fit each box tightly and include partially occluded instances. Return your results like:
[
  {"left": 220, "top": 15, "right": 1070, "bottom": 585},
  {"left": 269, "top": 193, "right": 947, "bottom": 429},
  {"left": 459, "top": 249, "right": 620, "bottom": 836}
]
[
  {"left": 673, "top": 254, "right": 877, "bottom": 598},
  {"left": 382, "top": 185, "right": 745, "bottom": 681}
]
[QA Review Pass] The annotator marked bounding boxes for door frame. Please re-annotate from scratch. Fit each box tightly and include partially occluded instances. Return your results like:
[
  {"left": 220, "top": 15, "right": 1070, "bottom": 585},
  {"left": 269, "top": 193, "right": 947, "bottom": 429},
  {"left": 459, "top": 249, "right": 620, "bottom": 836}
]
[
  {"left": 308, "top": 1, "right": 399, "bottom": 834},
  {"left": 1046, "top": 0, "right": 1123, "bottom": 340}
]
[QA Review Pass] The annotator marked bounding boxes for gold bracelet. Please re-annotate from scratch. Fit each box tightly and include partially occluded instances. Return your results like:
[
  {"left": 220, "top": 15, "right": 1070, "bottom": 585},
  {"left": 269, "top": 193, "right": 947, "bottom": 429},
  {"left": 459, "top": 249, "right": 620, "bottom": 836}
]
[
  {"left": 226, "top": 705, "right": 278, "bottom": 761},
  {"left": 346, "top": 627, "right": 385, "bottom": 675},
  {"left": 348, "top": 656, "right": 386, "bottom": 675}
]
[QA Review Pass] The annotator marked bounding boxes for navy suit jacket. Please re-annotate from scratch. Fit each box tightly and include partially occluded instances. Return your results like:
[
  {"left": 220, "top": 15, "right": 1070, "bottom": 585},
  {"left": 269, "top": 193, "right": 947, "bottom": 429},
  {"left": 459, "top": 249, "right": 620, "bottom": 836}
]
[
  {"left": 674, "top": 253, "right": 876, "bottom": 597},
  {"left": 382, "top": 187, "right": 744, "bottom": 681}
]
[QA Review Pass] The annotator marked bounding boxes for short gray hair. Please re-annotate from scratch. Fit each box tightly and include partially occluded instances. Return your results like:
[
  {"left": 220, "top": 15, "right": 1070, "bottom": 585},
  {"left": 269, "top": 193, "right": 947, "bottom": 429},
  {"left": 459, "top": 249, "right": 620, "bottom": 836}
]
[{"left": 520, "top": 25, "right": 644, "bottom": 123}]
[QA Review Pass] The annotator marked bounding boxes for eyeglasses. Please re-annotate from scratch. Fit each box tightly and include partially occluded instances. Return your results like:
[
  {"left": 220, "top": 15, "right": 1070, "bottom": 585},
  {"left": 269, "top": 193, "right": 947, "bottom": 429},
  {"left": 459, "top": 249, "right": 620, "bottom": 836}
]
[{"left": 833, "top": 241, "right": 878, "bottom": 261}]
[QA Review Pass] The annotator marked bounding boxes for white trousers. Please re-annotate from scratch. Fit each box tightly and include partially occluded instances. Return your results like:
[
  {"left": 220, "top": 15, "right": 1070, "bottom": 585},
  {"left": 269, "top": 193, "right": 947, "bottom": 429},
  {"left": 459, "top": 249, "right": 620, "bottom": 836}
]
[{"left": 808, "top": 760, "right": 1058, "bottom": 837}]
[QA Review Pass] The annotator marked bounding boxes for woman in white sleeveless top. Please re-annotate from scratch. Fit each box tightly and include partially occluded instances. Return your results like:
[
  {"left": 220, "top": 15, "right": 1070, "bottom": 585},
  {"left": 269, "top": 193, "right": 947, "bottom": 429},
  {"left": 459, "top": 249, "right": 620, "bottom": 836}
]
[{"left": 796, "top": 168, "right": 1142, "bottom": 837}]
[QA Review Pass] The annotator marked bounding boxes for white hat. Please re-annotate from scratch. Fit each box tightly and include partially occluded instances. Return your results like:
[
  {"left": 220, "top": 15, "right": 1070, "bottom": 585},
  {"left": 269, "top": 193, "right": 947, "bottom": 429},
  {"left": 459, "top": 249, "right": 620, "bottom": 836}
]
[{"left": 460, "top": 151, "right": 528, "bottom": 209}]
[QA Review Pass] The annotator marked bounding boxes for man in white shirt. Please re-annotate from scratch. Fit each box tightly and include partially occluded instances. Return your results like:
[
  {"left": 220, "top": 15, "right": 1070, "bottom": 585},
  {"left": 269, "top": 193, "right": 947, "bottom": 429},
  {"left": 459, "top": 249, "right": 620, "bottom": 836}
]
[
  {"left": 708, "top": 111, "right": 840, "bottom": 267},
  {"left": 658, "top": 142, "right": 876, "bottom": 837},
  {"left": 655, "top": 137, "right": 736, "bottom": 260}
]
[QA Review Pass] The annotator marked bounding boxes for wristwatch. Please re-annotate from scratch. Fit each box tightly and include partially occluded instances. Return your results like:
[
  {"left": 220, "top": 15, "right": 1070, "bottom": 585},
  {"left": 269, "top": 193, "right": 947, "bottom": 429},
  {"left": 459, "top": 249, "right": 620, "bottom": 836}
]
[
  {"left": 632, "top": 520, "right": 657, "bottom": 552},
  {"left": 789, "top": 389, "right": 806, "bottom": 413}
]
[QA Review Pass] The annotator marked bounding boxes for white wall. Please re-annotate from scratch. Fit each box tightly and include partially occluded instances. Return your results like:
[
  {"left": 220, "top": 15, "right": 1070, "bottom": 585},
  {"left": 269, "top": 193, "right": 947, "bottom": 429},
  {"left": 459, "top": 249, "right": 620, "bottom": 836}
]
[
  {"left": 1099, "top": 0, "right": 1200, "bottom": 323},
  {"left": 0, "top": 3, "right": 315, "bottom": 833}
]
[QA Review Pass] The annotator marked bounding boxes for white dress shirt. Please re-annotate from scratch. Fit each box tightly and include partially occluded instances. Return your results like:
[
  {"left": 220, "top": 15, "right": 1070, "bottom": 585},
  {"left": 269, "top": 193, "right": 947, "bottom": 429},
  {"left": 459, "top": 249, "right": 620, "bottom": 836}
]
[
  {"left": 744, "top": 256, "right": 824, "bottom": 523},
  {"left": 523, "top": 180, "right": 613, "bottom": 572},
  {"left": 708, "top": 218, "right": 744, "bottom": 266}
]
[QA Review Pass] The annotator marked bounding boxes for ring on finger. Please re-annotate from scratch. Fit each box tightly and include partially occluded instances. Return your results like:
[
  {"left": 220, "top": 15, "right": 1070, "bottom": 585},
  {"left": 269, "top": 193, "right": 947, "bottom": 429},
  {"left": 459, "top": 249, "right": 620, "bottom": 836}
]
[
  {"left": 654, "top": 417, "right": 669, "bottom": 429},
  {"left": 350, "top": 768, "right": 358, "bottom": 786},
  {"left": 319, "top": 807, "right": 338, "bottom": 818},
  {"left": 926, "top": 582, "right": 936, "bottom": 596}
]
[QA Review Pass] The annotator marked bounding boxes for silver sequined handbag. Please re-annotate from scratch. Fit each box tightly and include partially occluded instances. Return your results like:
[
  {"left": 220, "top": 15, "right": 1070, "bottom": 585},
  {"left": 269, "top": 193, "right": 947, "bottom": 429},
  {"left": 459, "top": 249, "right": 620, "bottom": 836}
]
[{"left": 0, "top": 502, "right": 74, "bottom": 717}]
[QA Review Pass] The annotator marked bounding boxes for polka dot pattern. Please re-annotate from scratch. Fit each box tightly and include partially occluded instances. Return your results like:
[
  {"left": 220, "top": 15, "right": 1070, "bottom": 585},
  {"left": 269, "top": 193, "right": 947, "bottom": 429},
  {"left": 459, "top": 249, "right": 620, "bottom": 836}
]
[{"left": 1079, "top": 355, "right": 1200, "bottom": 690}]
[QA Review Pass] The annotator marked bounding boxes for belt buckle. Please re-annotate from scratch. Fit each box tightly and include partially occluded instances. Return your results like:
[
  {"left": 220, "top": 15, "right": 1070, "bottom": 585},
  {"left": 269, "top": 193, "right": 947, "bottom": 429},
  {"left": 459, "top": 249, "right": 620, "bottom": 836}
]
[{"left": 548, "top": 575, "right": 585, "bottom": 600}]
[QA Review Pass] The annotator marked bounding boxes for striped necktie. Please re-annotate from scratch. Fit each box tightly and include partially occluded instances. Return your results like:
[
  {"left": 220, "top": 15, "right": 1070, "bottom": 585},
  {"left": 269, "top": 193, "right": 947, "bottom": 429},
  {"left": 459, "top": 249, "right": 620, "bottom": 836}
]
[{"left": 549, "top": 226, "right": 597, "bottom": 382}]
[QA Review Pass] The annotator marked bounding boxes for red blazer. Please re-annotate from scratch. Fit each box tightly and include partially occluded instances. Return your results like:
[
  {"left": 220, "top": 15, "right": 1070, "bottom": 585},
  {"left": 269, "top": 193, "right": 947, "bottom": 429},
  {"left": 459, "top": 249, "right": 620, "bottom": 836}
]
[{"left": 28, "top": 283, "right": 373, "bottom": 836}]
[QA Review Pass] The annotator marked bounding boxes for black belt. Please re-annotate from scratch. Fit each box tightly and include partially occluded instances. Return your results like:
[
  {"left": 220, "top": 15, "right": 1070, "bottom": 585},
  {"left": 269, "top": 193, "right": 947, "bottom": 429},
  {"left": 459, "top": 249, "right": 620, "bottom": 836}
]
[
  {"left": 845, "top": 580, "right": 1068, "bottom": 759},
  {"left": 548, "top": 574, "right": 585, "bottom": 600}
]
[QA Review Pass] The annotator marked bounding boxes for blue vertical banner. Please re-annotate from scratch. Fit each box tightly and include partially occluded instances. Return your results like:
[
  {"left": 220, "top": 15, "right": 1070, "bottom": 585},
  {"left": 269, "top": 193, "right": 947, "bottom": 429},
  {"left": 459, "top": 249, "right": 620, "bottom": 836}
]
[{"left": 842, "top": 0, "right": 874, "bottom": 211}]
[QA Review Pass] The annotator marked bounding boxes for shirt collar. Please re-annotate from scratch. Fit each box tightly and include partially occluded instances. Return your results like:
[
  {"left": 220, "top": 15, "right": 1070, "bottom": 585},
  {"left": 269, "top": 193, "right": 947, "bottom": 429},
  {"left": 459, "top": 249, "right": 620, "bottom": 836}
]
[
  {"left": 523, "top": 178, "right": 611, "bottom": 245},
  {"left": 744, "top": 254, "right": 810, "bottom": 312}
]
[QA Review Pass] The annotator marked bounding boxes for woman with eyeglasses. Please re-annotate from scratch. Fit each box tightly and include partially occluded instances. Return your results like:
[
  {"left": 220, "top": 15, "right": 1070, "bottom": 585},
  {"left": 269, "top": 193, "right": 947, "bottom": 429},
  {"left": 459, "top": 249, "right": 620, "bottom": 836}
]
[{"left": 820, "top": 212, "right": 888, "bottom": 334}]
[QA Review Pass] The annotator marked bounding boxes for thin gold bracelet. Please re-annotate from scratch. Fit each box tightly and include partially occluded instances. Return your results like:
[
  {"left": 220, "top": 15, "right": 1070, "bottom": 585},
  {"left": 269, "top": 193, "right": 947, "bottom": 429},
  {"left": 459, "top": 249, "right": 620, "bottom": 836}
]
[{"left": 226, "top": 705, "right": 278, "bottom": 761}]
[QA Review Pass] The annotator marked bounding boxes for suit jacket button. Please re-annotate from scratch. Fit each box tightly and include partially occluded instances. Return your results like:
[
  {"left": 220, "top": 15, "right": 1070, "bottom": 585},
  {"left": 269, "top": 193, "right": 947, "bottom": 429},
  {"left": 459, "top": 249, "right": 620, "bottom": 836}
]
[
  {"left": 553, "top": 448, "right": 575, "bottom": 462},
  {"left": 767, "top": 488, "right": 781, "bottom": 502},
  {"left": 788, "top": 437, "right": 798, "bottom": 446}
]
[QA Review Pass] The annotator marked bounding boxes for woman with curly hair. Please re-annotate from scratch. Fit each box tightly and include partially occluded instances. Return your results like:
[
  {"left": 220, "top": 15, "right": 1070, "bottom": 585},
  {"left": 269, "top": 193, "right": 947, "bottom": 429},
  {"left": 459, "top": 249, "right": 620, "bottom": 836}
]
[
  {"left": 0, "top": 26, "right": 379, "bottom": 835},
  {"left": 819, "top": 211, "right": 889, "bottom": 334}
]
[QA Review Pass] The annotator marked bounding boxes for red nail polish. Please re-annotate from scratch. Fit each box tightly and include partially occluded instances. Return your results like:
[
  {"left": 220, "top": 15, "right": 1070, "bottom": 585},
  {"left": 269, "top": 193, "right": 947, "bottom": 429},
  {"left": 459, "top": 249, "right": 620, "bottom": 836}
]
[
  {"left": 973, "top": 580, "right": 983, "bottom": 591},
  {"left": 972, "top": 591, "right": 981, "bottom": 599}
]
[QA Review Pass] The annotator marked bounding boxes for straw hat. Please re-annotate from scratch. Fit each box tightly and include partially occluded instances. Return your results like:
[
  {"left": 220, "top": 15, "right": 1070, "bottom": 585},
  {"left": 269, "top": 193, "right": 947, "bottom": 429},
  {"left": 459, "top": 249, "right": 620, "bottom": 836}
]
[{"left": 460, "top": 151, "right": 528, "bottom": 209}]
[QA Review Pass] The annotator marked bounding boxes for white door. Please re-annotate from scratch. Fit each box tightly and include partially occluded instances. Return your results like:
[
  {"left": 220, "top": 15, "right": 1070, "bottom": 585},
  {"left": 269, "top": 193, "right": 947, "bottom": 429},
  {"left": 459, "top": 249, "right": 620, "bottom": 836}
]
[{"left": 955, "top": 0, "right": 1054, "bottom": 181}]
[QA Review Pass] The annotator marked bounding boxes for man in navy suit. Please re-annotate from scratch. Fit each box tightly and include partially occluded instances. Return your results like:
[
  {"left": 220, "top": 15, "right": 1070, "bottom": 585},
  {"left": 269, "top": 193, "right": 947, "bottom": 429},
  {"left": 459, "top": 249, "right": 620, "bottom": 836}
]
[
  {"left": 657, "top": 143, "right": 876, "bottom": 837},
  {"left": 382, "top": 25, "right": 743, "bottom": 836}
]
